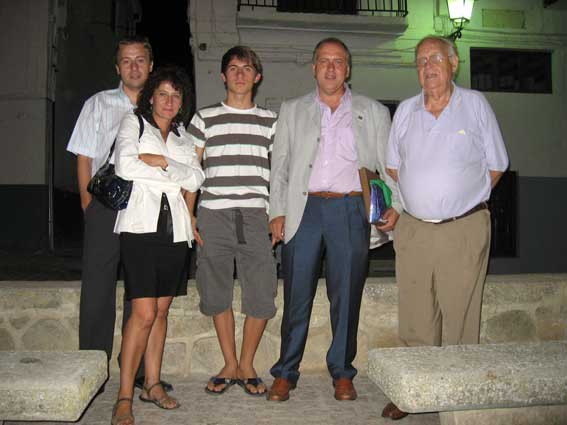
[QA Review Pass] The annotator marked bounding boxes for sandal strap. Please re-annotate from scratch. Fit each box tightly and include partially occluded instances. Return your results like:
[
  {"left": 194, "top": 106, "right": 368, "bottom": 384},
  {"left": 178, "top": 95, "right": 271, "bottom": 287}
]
[
  {"left": 116, "top": 397, "right": 133, "bottom": 405},
  {"left": 242, "top": 377, "right": 263, "bottom": 386},
  {"left": 209, "top": 376, "right": 235, "bottom": 386},
  {"left": 156, "top": 394, "right": 177, "bottom": 406},
  {"left": 142, "top": 383, "right": 178, "bottom": 408},
  {"left": 143, "top": 382, "right": 163, "bottom": 395}
]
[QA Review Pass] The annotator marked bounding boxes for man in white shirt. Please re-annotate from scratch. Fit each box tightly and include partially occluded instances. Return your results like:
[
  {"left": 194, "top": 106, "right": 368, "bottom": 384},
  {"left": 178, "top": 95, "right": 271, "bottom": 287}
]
[
  {"left": 67, "top": 36, "right": 163, "bottom": 393},
  {"left": 382, "top": 35, "right": 508, "bottom": 420}
]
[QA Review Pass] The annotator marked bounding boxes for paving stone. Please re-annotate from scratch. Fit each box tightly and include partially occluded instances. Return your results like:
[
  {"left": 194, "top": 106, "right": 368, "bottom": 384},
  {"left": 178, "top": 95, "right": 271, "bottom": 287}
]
[
  {"left": 368, "top": 341, "right": 567, "bottom": 413},
  {"left": 3, "top": 373, "right": 440, "bottom": 425},
  {"left": 439, "top": 405, "right": 567, "bottom": 425},
  {"left": 0, "top": 351, "right": 107, "bottom": 421}
]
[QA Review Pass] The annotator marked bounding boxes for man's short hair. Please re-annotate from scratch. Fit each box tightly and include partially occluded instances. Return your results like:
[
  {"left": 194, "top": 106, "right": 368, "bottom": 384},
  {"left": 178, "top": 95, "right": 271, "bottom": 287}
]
[
  {"left": 220, "top": 45, "right": 263, "bottom": 77},
  {"left": 312, "top": 37, "right": 352, "bottom": 69},
  {"left": 415, "top": 36, "right": 458, "bottom": 59},
  {"left": 115, "top": 35, "right": 153, "bottom": 64}
]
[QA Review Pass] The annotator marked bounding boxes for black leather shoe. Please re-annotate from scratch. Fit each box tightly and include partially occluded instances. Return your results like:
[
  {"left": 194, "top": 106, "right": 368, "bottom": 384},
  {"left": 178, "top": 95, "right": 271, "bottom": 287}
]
[{"left": 134, "top": 376, "right": 173, "bottom": 392}]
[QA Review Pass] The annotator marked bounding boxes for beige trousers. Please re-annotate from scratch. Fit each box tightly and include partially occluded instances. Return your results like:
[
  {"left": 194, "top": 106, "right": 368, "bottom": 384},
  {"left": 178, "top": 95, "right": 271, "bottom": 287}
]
[{"left": 393, "top": 210, "right": 491, "bottom": 346}]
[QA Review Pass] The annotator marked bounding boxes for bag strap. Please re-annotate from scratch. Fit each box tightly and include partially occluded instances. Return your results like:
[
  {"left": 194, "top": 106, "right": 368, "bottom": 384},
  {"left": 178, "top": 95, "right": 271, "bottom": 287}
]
[{"left": 103, "top": 114, "right": 145, "bottom": 166}]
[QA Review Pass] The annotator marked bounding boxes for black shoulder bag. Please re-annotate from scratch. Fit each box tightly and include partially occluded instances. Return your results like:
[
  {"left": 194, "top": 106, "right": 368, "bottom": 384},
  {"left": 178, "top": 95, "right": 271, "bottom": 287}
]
[{"left": 87, "top": 114, "right": 144, "bottom": 210}]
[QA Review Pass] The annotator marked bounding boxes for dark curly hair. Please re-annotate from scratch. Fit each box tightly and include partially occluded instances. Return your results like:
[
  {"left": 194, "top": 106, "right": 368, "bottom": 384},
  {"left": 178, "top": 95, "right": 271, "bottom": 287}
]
[{"left": 135, "top": 66, "right": 192, "bottom": 126}]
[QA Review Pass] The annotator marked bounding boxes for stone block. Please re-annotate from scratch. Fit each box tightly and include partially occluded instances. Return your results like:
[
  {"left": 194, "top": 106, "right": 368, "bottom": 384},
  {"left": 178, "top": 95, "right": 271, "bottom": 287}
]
[
  {"left": 439, "top": 405, "right": 567, "bottom": 425},
  {"left": 186, "top": 313, "right": 216, "bottom": 336},
  {"left": 166, "top": 315, "right": 192, "bottom": 339},
  {"left": 368, "top": 342, "right": 567, "bottom": 413},
  {"left": 301, "top": 326, "right": 332, "bottom": 372},
  {"left": 162, "top": 342, "right": 187, "bottom": 376},
  {"left": 0, "top": 288, "right": 61, "bottom": 310},
  {"left": 265, "top": 314, "right": 282, "bottom": 336},
  {"left": 482, "top": 279, "right": 563, "bottom": 306},
  {"left": 9, "top": 317, "right": 30, "bottom": 330},
  {"left": 190, "top": 332, "right": 278, "bottom": 375},
  {"left": 363, "top": 279, "right": 399, "bottom": 304},
  {"left": 0, "top": 329, "right": 15, "bottom": 350},
  {"left": 21, "top": 319, "right": 75, "bottom": 351},
  {"left": 0, "top": 350, "right": 107, "bottom": 421},
  {"left": 483, "top": 310, "right": 537, "bottom": 343}
]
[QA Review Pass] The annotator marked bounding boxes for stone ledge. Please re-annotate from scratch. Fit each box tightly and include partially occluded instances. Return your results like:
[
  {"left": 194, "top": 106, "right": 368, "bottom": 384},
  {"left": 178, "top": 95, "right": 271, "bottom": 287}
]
[
  {"left": 0, "top": 350, "right": 107, "bottom": 421},
  {"left": 0, "top": 274, "right": 566, "bottom": 377},
  {"left": 368, "top": 341, "right": 567, "bottom": 413}
]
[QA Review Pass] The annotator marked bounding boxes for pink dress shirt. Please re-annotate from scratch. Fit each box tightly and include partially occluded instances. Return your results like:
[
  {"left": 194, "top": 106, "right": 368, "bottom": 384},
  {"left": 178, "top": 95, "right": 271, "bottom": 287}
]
[{"left": 308, "top": 87, "right": 362, "bottom": 193}]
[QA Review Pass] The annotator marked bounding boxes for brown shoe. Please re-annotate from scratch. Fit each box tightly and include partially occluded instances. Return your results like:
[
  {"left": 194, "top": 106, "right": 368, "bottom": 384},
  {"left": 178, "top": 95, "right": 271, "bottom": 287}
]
[
  {"left": 382, "top": 402, "right": 409, "bottom": 420},
  {"left": 333, "top": 378, "right": 357, "bottom": 401},
  {"left": 267, "top": 377, "right": 295, "bottom": 401}
]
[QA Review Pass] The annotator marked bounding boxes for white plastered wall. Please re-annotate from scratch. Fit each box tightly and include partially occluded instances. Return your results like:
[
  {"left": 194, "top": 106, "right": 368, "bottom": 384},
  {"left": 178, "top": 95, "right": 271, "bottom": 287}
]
[{"left": 190, "top": 0, "right": 567, "bottom": 178}]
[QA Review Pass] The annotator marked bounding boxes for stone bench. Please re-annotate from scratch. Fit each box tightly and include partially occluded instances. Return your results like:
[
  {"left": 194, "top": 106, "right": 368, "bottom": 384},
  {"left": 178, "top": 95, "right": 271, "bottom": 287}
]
[
  {"left": 368, "top": 341, "right": 567, "bottom": 425},
  {"left": 0, "top": 350, "right": 107, "bottom": 422}
]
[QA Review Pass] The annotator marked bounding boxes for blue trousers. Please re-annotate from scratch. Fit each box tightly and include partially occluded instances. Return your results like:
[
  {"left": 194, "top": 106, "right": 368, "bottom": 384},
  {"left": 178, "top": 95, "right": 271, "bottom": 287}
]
[{"left": 270, "top": 195, "right": 370, "bottom": 384}]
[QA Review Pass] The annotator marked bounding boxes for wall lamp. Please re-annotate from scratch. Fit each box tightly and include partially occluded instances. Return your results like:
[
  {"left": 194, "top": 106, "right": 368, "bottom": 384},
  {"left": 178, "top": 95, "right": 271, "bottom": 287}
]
[{"left": 447, "top": 0, "right": 474, "bottom": 40}]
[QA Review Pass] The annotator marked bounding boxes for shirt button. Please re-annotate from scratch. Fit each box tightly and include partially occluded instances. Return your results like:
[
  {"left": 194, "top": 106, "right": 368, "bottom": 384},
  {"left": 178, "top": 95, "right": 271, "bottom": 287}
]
[
  {"left": 302, "top": 191, "right": 307, "bottom": 196},
  {"left": 309, "top": 164, "right": 312, "bottom": 168},
  {"left": 317, "top": 137, "right": 320, "bottom": 142}
]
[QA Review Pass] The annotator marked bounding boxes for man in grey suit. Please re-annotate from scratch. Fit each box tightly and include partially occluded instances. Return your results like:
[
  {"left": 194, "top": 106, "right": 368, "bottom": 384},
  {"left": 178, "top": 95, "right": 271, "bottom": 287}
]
[{"left": 267, "top": 37, "right": 401, "bottom": 402}]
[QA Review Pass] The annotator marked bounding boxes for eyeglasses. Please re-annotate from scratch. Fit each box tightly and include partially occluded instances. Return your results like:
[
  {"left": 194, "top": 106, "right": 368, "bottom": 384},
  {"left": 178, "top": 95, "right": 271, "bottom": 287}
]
[{"left": 416, "top": 53, "right": 452, "bottom": 68}]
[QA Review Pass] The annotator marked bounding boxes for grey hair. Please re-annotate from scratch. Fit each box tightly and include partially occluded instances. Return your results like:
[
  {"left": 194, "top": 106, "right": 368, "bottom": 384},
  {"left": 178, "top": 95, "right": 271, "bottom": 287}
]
[{"left": 415, "top": 35, "right": 458, "bottom": 59}]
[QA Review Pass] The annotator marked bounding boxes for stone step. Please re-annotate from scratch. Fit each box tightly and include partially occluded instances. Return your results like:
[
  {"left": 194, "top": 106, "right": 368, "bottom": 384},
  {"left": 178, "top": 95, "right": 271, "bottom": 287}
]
[
  {"left": 368, "top": 341, "right": 567, "bottom": 425},
  {"left": 0, "top": 351, "right": 107, "bottom": 421},
  {"left": 368, "top": 341, "right": 567, "bottom": 413}
]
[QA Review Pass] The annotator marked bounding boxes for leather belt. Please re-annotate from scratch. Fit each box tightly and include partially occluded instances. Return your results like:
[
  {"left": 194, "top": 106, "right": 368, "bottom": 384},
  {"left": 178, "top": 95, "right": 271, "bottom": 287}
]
[
  {"left": 425, "top": 202, "right": 488, "bottom": 224},
  {"left": 309, "top": 191, "right": 363, "bottom": 199}
]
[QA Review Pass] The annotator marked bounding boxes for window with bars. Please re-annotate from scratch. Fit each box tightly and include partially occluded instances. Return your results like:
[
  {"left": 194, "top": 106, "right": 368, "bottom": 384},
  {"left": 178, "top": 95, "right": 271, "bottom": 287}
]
[
  {"left": 470, "top": 48, "right": 552, "bottom": 94},
  {"left": 237, "top": 0, "right": 408, "bottom": 17}
]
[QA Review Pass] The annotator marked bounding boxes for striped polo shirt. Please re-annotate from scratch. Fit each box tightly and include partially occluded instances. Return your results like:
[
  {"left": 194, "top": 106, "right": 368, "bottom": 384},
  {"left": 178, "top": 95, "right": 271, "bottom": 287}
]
[{"left": 187, "top": 102, "right": 277, "bottom": 211}]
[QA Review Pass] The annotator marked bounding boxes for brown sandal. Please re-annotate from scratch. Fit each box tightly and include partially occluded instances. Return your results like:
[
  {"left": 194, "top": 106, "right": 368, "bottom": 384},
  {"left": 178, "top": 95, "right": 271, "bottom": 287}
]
[
  {"left": 111, "top": 397, "right": 134, "bottom": 425},
  {"left": 139, "top": 382, "right": 180, "bottom": 409}
]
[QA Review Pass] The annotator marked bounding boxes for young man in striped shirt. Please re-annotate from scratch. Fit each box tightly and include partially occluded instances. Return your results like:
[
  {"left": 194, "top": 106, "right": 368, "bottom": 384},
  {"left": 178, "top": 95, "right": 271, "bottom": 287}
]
[{"left": 187, "top": 46, "right": 277, "bottom": 396}]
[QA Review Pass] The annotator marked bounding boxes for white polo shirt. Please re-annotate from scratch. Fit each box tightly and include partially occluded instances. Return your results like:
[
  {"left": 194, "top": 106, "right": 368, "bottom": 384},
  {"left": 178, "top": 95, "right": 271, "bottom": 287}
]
[{"left": 387, "top": 84, "right": 509, "bottom": 221}]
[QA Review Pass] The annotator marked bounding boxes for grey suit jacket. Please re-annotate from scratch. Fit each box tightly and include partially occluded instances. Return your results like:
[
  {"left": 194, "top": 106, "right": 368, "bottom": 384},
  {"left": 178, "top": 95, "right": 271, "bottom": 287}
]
[{"left": 269, "top": 90, "right": 401, "bottom": 243}]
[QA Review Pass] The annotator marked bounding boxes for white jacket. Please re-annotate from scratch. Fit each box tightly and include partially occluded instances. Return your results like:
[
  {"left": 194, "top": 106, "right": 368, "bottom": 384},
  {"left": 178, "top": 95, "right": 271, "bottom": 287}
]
[{"left": 114, "top": 113, "right": 205, "bottom": 244}]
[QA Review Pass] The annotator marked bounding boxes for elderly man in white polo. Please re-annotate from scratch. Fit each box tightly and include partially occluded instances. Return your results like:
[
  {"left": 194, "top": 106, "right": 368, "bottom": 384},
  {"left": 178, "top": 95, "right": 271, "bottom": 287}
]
[{"left": 382, "top": 35, "right": 509, "bottom": 420}]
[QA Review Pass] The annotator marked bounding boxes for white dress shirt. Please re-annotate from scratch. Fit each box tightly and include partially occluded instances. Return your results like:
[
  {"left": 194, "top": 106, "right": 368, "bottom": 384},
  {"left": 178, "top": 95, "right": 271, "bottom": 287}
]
[{"left": 66, "top": 83, "right": 134, "bottom": 176}]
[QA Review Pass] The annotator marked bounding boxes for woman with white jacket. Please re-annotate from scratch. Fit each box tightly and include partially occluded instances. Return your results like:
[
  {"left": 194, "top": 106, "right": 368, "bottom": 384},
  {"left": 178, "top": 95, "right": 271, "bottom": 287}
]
[{"left": 111, "top": 66, "right": 204, "bottom": 425}]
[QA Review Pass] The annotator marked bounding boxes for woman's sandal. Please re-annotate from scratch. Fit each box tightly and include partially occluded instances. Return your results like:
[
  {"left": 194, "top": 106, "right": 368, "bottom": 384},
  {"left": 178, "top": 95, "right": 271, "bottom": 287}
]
[
  {"left": 111, "top": 398, "right": 134, "bottom": 425},
  {"left": 139, "top": 382, "right": 180, "bottom": 410}
]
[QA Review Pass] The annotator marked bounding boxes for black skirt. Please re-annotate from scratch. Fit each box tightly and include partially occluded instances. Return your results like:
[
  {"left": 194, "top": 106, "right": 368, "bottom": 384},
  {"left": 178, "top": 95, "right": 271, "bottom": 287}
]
[{"left": 120, "top": 194, "right": 189, "bottom": 300}]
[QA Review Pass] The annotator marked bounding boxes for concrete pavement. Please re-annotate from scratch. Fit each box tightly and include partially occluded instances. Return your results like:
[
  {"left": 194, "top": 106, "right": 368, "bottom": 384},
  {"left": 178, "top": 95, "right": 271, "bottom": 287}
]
[{"left": 4, "top": 373, "right": 440, "bottom": 425}]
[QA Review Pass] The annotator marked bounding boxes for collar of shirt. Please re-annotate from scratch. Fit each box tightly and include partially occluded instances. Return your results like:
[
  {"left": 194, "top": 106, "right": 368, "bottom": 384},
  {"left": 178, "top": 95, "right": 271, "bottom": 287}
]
[
  {"left": 140, "top": 111, "right": 181, "bottom": 137},
  {"left": 414, "top": 81, "right": 462, "bottom": 115},
  {"left": 315, "top": 84, "right": 352, "bottom": 122},
  {"left": 221, "top": 101, "right": 257, "bottom": 114},
  {"left": 117, "top": 81, "right": 136, "bottom": 106}
]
